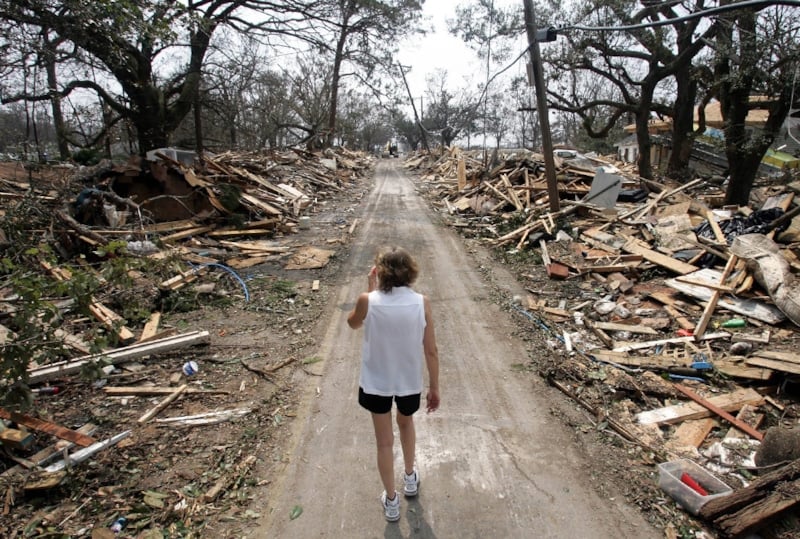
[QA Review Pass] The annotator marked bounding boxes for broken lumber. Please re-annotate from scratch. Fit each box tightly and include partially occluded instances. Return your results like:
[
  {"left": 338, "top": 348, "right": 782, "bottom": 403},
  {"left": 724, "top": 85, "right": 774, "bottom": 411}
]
[
  {"left": 138, "top": 384, "right": 188, "bottom": 423},
  {"left": 40, "top": 260, "right": 135, "bottom": 343},
  {"left": 694, "top": 255, "right": 738, "bottom": 338},
  {"left": 673, "top": 384, "right": 764, "bottom": 441},
  {"left": 27, "top": 330, "right": 210, "bottom": 383},
  {"left": 0, "top": 408, "right": 97, "bottom": 447},
  {"left": 700, "top": 458, "right": 800, "bottom": 536},
  {"left": 44, "top": 430, "right": 131, "bottom": 473},
  {"left": 104, "top": 386, "right": 229, "bottom": 396},
  {"left": 636, "top": 387, "right": 764, "bottom": 425},
  {"left": 613, "top": 331, "right": 730, "bottom": 353}
]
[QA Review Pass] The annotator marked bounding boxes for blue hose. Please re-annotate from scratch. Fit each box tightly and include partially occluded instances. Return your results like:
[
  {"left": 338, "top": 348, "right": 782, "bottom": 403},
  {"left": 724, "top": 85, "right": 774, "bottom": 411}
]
[{"left": 189, "top": 263, "right": 250, "bottom": 302}]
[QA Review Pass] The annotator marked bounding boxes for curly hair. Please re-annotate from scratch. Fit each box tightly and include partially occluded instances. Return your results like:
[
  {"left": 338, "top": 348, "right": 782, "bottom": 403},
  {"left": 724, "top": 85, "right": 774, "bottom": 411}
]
[{"left": 375, "top": 247, "right": 419, "bottom": 293}]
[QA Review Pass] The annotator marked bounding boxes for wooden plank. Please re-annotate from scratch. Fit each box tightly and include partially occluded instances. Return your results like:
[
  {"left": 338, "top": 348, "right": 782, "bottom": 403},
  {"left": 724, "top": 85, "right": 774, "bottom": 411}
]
[
  {"left": 582, "top": 227, "right": 627, "bottom": 250},
  {"left": 139, "top": 312, "right": 162, "bottom": 342},
  {"left": 138, "top": 384, "right": 188, "bottom": 423},
  {"left": 666, "top": 418, "right": 716, "bottom": 450},
  {"left": 226, "top": 255, "right": 272, "bottom": 269},
  {"left": 705, "top": 209, "right": 728, "bottom": 244},
  {"left": 593, "top": 322, "right": 658, "bottom": 335},
  {"left": 240, "top": 192, "right": 282, "bottom": 215},
  {"left": 589, "top": 351, "right": 691, "bottom": 369},
  {"left": 40, "top": 261, "right": 135, "bottom": 343},
  {"left": 348, "top": 218, "right": 359, "bottom": 235},
  {"left": 635, "top": 387, "right": 764, "bottom": 425},
  {"left": 621, "top": 236, "right": 699, "bottom": 275},
  {"left": 724, "top": 404, "right": 764, "bottom": 439},
  {"left": 27, "top": 330, "right": 210, "bottom": 383},
  {"left": 159, "top": 268, "right": 206, "bottom": 291},
  {"left": 713, "top": 358, "right": 773, "bottom": 381},
  {"left": 207, "top": 229, "right": 276, "bottom": 238},
  {"left": 675, "top": 277, "right": 734, "bottom": 293},
  {"left": 218, "top": 240, "right": 291, "bottom": 253},
  {"left": 674, "top": 384, "right": 764, "bottom": 440},
  {"left": 613, "top": 331, "right": 730, "bottom": 353},
  {"left": 104, "top": 386, "right": 229, "bottom": 396},
  {"left": 694, "top": 255, "right": 738, "bottom": 337},
  {"left": 701, "top": 458, "right": 800, "bottom": 520},
  {"left": 1, "top": 424, "right": 97, "bottom": 477},
  {"left": 751, "top": 350, "right": 800, "bottom": 365},
  {"left": 745, "top": 356, "right": 800, "bottom": 375},
  {"left": 161, "top": 226, "right": 215, "bottom": 243},
  {"left": 0, "top": 409, "right": 97, "bottom": 447},
  {"left": 665, "top": 305, "right": 695, "bottom": 331},
  {"left": 587, "top": 322, "right": 614, "bottom": 348},
  {"left": 716, "top": 490, "right": 799, "bottom": 537}
]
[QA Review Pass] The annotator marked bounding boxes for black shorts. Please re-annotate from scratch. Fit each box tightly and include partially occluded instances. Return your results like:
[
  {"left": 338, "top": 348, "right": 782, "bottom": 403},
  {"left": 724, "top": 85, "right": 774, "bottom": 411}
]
[{"left": 359, "top": 387, "right": 421, "bottom": 416}]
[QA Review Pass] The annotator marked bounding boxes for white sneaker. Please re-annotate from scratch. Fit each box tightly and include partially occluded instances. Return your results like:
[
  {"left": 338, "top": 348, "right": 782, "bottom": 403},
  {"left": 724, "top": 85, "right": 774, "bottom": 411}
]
[
  {"left": 403, "top": 469, "right": 419, "bottom": 497},
  {"left": 381, "top": 490, "right": 400, "bottom": 522}
]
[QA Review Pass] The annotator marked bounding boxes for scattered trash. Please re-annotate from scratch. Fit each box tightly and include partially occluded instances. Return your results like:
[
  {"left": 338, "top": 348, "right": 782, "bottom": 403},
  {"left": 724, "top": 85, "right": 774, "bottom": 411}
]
[
  {"left": 290, "top": 505, "right": 303, "bottom": 520},
  {"left": 110, "top": 516, "right": 127, "bottom": 533},
  {"left": 658, "top": 459, "right": 733, "bottom": 515},
  {"left": 182, "top": 361, "right": 199, "bottom": 376}
]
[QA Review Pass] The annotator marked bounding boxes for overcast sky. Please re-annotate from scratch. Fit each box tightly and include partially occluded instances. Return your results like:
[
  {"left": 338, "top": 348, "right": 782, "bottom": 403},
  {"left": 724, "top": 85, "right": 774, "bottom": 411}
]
[
  {"left": 396, "top": 4, "right": 480, "bottom": 95},
  {"left": 396, "top": 1, "right": 527, "bottom": 98}
]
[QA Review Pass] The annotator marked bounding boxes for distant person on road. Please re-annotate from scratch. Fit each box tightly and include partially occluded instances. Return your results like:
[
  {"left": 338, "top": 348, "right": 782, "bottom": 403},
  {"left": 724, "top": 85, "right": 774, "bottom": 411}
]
[{"left": 347, "top": 246, "right": 440, "bottom": 522}]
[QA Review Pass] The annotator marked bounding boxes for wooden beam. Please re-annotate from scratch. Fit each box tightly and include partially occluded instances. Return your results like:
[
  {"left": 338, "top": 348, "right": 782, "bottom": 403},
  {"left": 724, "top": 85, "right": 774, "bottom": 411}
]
[
  {"left": 104, "top": 386, "right": 229, "bottom": 396},
  {"left": 673, "top": 384, "right": 764, "bottom": 441},
  {"left": 27, "top": 330, "right": 210, "bottom": 383},
  {"left": 139, "top": 312, "right": 162, "bottom": 342},
  {"left": 694, "top": 255, "right": 738, "bottom": 338},
  {"left": 613, "top": 331, "right": 729, "bottom": 353},
  {"left": 636, "top": 387, "right": 764, "bottom": 425},
  {"left": 620, "top": 236, "right": 698, "bottom": 275},
  {"left": 138, "top": 384, "right": 188, "bottom": 423},
  {"left": 0, "top": 409, "right": 97, "bottom": 447},
  {"left": 745, "top": 356, "right": 800, "bottom": 375}
]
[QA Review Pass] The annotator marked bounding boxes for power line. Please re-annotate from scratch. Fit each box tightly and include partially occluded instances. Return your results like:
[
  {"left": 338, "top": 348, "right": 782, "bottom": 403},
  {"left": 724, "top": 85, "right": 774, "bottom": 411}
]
[{"left": 563, "top": 0, "right": 800, "bottom": 32}]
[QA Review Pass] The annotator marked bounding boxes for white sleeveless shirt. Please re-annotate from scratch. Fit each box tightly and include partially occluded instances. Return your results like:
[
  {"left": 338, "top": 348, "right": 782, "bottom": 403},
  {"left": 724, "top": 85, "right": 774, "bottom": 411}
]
[{"left": 360, "top": 286, "right": 426, "bottom": 396}]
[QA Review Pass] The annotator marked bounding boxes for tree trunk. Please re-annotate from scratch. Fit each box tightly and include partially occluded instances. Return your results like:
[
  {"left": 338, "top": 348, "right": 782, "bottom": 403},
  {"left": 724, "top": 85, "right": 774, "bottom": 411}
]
[
  {"left": 325, "top": 7, "right": 352, "bottom": 149},
  {"left": 667, "top": 65, "right": 697, "bottom": 181},
  {"left": 194, "top": 81, "right": 204, "bottom": 157},
  {"left": 102, "top": 102, "right": 112, "bottom": 159},
  {"left": 44, "top": 46, "right": 69, "bottom": 161},
  {"left": 635, "top": 109, "right": 653, "bottom": 180}
]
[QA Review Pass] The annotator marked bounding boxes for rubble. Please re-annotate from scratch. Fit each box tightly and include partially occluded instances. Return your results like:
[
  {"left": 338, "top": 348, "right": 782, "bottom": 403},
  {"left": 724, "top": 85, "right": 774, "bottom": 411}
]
[
  {"left": 0, "top": 147, "right": 371, "bottom": 535},
  {"left": 408, "top": 146, "right": 800, "bottom": 537}
]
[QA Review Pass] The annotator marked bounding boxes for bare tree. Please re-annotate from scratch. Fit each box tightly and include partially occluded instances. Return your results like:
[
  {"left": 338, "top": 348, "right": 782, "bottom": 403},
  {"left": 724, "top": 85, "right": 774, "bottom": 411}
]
[
  {"left": 296, "top": 0, "right": 424, "bottom": 148},
  {"left": 709, "top": 3, "right": 800, "bottom": 205},
  {"left": 545, "top": 0, "right": 717, "bottom": 179},
  {"left": 0, "top": 1, "right": 320, "bottom": 153},
  {"left": 422, "top": 70, "right": 480, "bottom": 148}
]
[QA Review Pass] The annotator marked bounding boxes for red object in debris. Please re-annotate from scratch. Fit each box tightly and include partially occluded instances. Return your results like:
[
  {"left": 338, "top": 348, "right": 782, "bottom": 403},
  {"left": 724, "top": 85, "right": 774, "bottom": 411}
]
[
  {"left": 677, "top": 329, "right": 694, "bottom": 337},
  {"left": 33, "top": 386, "right": 61, "bottom": 395},
  {"left": 681, "top": 472, "right": 708, "bottom": 496}
]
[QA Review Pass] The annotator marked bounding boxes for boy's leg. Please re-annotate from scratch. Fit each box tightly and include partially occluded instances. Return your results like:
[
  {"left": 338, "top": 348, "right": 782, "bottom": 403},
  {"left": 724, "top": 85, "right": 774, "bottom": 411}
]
[
  {"left": 370, "top": 412, "right": 396, "bottom": 497},
  {"left": 396, "top": 411, "right": 415, "bottom": 475}
]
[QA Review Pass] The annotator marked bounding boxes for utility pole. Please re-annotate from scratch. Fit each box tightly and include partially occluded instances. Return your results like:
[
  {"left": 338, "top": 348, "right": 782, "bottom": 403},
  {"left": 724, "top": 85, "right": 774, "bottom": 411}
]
[
  {"left": 398, "top": 64, "right": 430, "bottom": 152},
  {"left": 522, "top": 0, "right": 560, "bottom": 212}
]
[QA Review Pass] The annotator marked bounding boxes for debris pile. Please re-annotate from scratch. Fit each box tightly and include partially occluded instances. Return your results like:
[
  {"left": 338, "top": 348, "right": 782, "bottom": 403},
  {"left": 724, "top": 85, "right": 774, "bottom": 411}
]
[
  {"left": 0, "top": 147, "right": 370, "bottom": 535},
  {"left": 409, "top": 147, "right": 800, "bottom": 537}
]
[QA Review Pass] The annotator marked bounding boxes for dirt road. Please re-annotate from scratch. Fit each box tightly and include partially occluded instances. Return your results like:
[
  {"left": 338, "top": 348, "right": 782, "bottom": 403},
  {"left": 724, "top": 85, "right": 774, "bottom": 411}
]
[{"left": 258, "top": 160, "right": 659, "bottom": 538}]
